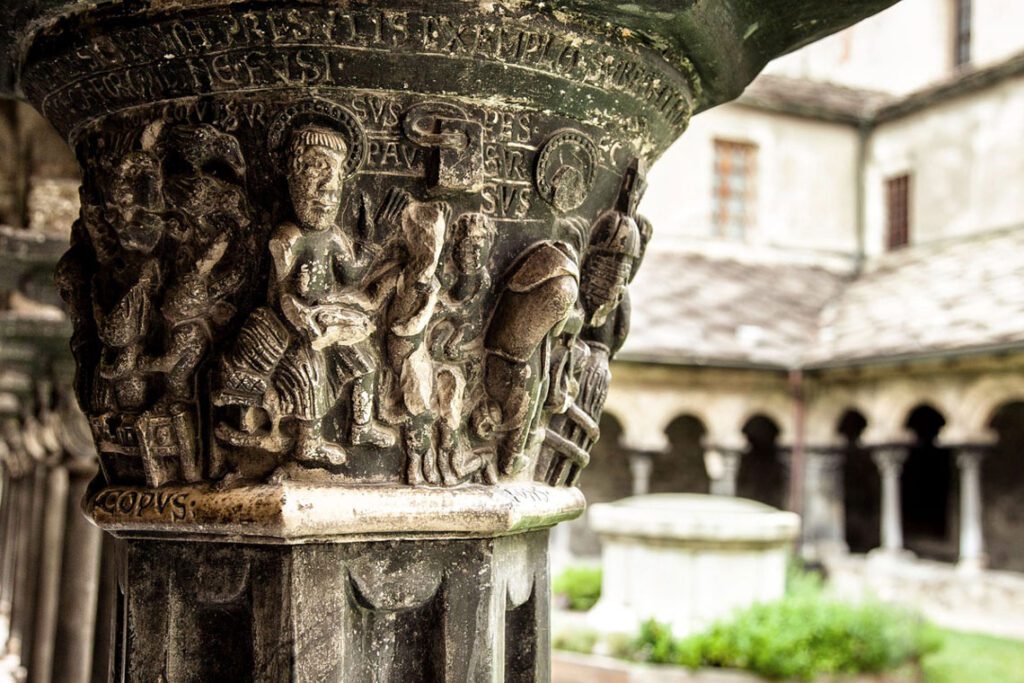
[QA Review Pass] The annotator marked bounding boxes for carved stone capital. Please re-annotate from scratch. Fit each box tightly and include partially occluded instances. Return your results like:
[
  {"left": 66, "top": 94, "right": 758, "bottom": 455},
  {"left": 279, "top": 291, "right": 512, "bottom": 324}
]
[
  {"left": 1, "top": 2, "right": 693, "bottom": 549},
  {"left": 871, "top": 444, "right": 909, "bottom": 474}
]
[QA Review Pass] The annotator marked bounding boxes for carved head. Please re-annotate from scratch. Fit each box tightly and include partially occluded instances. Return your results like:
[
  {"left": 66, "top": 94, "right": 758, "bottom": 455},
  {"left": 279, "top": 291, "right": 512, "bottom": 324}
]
[
  {"left": 580, "top": 211, "right": 641, "bottom": 326},
  {"left": 109, "top": 150, "right": 166, "bottom": 253},
  {"left": 287, "top": 125, "right": 348, "bottom": 232},
  {"left": 454, "top": 213, "right": 495, "bottom": 274}
]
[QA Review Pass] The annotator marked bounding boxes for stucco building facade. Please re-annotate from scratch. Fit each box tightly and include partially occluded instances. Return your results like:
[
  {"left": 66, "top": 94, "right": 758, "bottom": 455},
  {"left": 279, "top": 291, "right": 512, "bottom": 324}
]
[{"left": 562, "top": 0, "right": 1024, "bottom": 633}]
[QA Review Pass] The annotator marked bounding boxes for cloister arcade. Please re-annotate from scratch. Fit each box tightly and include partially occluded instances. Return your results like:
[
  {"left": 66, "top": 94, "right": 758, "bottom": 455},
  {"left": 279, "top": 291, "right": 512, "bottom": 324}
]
[{"left": 574, "top": 357, "right": 1024, "bottom": 573}]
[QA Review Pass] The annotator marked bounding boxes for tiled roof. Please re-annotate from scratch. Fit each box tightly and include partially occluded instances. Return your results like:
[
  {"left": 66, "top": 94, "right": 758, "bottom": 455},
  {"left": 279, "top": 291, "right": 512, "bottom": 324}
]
[
  {"left": 738, "top": 74, "right": 893, "bottom": 123},
  {"left": 621, "top": 249, "right": 848, "bottom": 368},
  {"left": 622, "top": 227, "right": 1024, "bottom": 369},
  {"left": 810, "top": 228, "right": 1024, "bottom": 365}
]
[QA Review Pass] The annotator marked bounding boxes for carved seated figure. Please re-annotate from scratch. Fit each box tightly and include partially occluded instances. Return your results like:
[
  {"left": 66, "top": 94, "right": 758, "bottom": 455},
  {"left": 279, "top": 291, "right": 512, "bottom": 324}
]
[{"left": 215, "top": 123, "right": 394, "bottom": 469}]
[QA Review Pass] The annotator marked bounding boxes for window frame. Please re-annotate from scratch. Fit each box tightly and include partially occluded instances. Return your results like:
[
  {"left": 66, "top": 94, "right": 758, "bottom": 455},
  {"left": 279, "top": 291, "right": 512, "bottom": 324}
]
[
  {"left": 711, "top": 138, "right": 758, "bottom": 240},
  {"left": 953, "top": 0, "right": 972, "bottom": 69},
  {"left": 885, "top": 173, "right": 911, "bottom": 251}
]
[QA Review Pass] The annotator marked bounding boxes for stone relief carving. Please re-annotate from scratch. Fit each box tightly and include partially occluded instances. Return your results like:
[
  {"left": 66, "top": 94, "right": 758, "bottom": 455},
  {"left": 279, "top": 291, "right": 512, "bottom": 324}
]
[{"left": 54, "top": 94, "right": 653, "bottom": 491}]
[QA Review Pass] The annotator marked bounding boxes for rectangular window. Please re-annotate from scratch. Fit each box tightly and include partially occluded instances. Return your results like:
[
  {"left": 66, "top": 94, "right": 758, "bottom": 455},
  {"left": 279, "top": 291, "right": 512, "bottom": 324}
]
[
  {"left": 885, "top": 174, "right": 911, "bottom": 251},
  {"left": 712, "top": 139, "right": 757, "bottom": 239},
  {"left": 954, "top": 0, "right": 972, "bottom": 68}
]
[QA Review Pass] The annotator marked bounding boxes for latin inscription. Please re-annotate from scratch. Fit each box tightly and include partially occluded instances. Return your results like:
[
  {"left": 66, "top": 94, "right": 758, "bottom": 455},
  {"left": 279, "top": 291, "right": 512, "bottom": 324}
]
[
  {"left": 26, "top": 8, "right": 692, "bottom": 134},
  {"left": 94, "top": 489, "right": 192, "bottom": 521},
  {"left": 500, "top": 486, "right": 553, "bottom": 505}
]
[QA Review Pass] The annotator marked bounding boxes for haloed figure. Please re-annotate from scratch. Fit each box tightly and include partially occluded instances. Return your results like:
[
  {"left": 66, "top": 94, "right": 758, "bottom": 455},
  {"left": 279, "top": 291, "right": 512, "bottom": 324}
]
[{"left": 269, "top": 124, "right": 392, "bottom": 466}]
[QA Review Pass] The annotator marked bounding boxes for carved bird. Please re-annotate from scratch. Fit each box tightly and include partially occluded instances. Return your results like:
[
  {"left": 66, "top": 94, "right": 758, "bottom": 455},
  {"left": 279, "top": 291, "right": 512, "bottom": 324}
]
[{"left": 163, "top": 123, "right": 247, "bottom": 181}]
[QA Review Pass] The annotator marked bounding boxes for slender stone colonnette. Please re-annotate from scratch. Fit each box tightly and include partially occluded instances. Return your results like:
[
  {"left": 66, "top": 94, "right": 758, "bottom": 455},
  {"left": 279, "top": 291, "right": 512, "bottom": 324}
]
[{"left": 0, "top": 1, "right": 899, "bottom": 679}]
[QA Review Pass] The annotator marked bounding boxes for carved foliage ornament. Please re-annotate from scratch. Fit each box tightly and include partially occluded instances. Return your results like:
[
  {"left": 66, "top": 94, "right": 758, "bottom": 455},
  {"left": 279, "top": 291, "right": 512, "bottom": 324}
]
[{"left": 55, "top": 86, "right": 652, "bottom": 490}]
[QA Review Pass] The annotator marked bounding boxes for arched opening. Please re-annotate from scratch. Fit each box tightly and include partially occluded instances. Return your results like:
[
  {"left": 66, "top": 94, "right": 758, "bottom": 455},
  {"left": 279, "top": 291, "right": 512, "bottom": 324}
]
[
  {"left": 572, "top": 413, "right": 630, "bottom": 557},
  {"left": 650, "top": 414, "right": 709, "bottom": 494},
  {"left": 838, "top": 410, "right": 879, "bottom": 553},
  {"left": 901, "top": 404, "right": 955, "bottom": 561},
  {"left": 985, "top": 401, "right": 1024, "bottom": 571},
  {"left": 737, "top": 414, "right": 786, "bottom": 509}
]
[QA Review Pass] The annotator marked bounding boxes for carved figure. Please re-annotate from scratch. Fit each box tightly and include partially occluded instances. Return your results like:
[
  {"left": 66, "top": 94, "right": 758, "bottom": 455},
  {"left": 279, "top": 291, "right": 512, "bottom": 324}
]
[
  {"left": 473, "top": 238, "right": 582, "bottom": 476},
  {"left": 541, "top": 160, "right": 651, "bottom": 487},
  {"left": 217, "top": 121, "right": 394, "bottom": 468},
  {"left": 91, "top": 150, "right": 168, "bottom": 415},
  {"left": 371, "top": 189, "right": 449, "bottom": 484},
  {"left": 431, "top": 213, "right": 495, "bottom": 362},
  {"left": 425, "top": 213, "right": 496, "bottom": 485}
]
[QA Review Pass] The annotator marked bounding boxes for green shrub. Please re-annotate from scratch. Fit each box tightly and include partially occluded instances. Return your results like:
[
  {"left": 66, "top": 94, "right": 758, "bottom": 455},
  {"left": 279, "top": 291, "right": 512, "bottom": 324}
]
[
  {"left": 628, "top": 589, "right": 941, "bottom": 681},
  {"left": 553, "top": 565, "right": 602, "bottom": 611}
]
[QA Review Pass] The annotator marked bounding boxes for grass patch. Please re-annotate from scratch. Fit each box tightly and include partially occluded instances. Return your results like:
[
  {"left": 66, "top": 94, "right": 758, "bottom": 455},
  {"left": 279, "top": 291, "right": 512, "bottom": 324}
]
[{"left": 922, "top": 629, "right": 1024, "bottom": 683}]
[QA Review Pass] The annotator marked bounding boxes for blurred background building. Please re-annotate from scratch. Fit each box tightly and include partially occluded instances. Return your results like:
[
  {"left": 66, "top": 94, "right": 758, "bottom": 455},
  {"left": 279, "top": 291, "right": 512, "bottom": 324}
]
[{"left": 562, "top": 0, "right": 1024, "bottom": 637}]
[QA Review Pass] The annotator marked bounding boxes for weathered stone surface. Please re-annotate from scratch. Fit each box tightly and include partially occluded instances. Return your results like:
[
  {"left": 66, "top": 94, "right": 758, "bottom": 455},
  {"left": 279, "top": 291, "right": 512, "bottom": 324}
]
[{"left": 117, "top": 531, "right": 551, "bottom": 681}]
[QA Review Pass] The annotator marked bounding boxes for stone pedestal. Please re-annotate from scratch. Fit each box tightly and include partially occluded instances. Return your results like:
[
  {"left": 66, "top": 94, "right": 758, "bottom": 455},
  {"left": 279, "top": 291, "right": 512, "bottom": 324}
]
[
  {"left": 587, "top": 494, "right": 799, "bottom": 638},
  {"left": 0, "top": 0, "right": 900, "bottom": 678}
]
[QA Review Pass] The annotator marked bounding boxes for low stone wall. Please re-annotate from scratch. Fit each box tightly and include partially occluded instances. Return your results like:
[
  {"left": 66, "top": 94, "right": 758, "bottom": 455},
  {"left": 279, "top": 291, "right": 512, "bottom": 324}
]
[
  {"left": 827, "top": 554, "right": 1024, "bottom": 640},
  {"left": 553, "top": 651, "right": 922, "bottom": 683}
]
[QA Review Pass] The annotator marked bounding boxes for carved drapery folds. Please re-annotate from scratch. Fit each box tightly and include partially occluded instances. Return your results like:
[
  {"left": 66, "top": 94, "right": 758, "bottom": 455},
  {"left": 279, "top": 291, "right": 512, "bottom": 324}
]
[{"left": 37, "top": 7, "right": 665, "bottom": 495}]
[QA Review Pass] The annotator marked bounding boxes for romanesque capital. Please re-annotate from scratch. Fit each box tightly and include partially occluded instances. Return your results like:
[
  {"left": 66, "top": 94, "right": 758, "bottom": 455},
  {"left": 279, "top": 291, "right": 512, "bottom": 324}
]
[
  {"left": 8, "top": 1, "right": 715, "bottom": 543},
  {"left": 871, "top": 444, "right": 909, "bottom": 474}
]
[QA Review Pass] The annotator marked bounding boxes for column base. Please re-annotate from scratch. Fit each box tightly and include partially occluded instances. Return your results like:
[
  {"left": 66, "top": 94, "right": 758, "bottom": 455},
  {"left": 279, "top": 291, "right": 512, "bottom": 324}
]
[
  {"left": 114, "top": 533, "right": 551, "bottom": 682},
  {"left": 956, "top": 556, "right": 988, "bottom": 574},
  {"left": 87, "top": 481, "right": 582, "bottom": 681},
  {"left": 867, "top": 547, "right": 916, "bottom": 565}
]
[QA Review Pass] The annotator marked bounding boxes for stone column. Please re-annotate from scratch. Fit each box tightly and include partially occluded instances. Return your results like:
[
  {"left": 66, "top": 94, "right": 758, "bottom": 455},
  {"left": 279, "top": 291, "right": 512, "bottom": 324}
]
[
  {"left": 0, "top": 0, "right": 900, "bottom": 678},
  {"left": 955, "top": 445, "right": 988, "bottom": 572},
  {"left": 705, "top": 446, "right": 743, "bottom": 497},
  {"left": 52, "top": 408, "right": 104, "bottom": 683},
  {"left": 801, "top": 447, "right": 848, "bottom": 561},
  {"left": 3, "top": 416, "right": 46, "bottom": 672},
  {"left": 628, "top": 451, "right": 655, "bottom": 497},
  {"left": 871, "top": 445, "right": 909, "bottom": 556}
]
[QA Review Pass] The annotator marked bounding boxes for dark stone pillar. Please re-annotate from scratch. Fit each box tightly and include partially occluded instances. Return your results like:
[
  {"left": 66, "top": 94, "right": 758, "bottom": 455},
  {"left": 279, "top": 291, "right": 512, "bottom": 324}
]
[
  {"left": 801, "top": 446, "right": 848, "bottom": 561},
  {"left": 112, "top": 532, "right": 550, "bottom": 681},
  {"left": 0, "top": 0, "right": 900, "bottom": 678}
]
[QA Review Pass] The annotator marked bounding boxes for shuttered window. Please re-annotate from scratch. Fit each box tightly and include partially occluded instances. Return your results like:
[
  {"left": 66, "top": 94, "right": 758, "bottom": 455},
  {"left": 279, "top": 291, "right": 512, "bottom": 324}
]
[
  {"left": 712, "top": 139, "right": 757, "bottom": 239},
  {"left": 954, "top": 0, "right": 972, "bottom": 68},
  {"left": 886, "top": 174, "right": 911, "bottom": 251}
]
